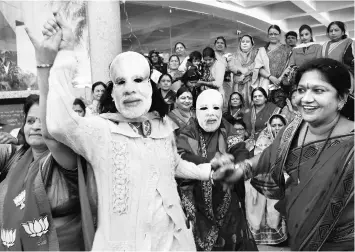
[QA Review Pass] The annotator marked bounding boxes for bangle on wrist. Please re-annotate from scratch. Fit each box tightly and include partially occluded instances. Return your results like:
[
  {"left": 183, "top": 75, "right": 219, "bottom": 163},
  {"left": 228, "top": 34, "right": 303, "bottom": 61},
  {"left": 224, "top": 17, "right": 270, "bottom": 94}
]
[
  {"left": 209, "top": 170, "right": 215, "bottom": 185},
  {"left": 37, "top": 63, "right": 53, "bottom": 69},
  {"left": 267, "top": 74, "right": 271, "bottom": 80}
]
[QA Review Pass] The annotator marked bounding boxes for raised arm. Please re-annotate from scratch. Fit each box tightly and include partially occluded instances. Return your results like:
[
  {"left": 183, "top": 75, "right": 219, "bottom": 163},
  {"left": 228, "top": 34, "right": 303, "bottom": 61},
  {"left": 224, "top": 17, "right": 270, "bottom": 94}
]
[
  {"left": 37, "top": 65, "right": 77, "bottom": 170},
  {"left": 26, "top": 14, "right": 108, "bottom": 164}
]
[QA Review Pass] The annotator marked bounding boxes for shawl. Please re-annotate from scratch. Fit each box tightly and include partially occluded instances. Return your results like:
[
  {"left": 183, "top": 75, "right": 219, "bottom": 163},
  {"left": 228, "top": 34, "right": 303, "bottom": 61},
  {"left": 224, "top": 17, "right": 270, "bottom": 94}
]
[
  {"left": 322, "top": 38, "right": 354, "bottom": 62},
  {"left": 177, "top": 118, "right": 254, "bottom": 251},
  {"left": 235, "top": 45, "right": 258, "bottom": 69},
  {"left": 1, "top": 149, "right": 60, "bottom": 251},
  {"left": 0, "top": 148, "right": 97, "bottom": 251}
]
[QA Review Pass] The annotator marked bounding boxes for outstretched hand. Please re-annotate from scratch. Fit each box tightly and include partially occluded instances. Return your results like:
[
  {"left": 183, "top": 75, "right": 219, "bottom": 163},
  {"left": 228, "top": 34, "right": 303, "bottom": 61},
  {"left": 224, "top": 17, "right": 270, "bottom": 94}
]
[{"left": 24, "top": 12, "right": 74, "bottom": 65}]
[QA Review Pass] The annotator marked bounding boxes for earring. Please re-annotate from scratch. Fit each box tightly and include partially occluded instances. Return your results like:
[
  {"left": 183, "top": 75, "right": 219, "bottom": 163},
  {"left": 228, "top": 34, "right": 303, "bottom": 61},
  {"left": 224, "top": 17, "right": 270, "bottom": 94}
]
[{"left": 338, "top": 103, "right": 344, "bottom": 111}]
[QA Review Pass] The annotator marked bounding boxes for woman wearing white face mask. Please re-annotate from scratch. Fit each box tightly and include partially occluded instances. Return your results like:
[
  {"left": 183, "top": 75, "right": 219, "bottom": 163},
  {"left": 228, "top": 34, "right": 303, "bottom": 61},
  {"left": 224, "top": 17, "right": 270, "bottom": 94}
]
[
  {"left": 227, "top": 35, "right": 259, "bottom": 108},
  {"left": 176, "top": 89, "right": 258, "bottom": 251},
  {"left": 32, "top": 15, "right": 235, "bottom": 251}
]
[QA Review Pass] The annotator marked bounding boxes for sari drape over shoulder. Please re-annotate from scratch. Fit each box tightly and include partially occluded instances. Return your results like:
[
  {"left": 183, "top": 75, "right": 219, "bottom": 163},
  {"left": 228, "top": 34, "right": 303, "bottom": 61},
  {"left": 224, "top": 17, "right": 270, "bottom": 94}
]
[
  {"left": 0, "top": 145, "right": 97, "bottom": 251},
  {"left": 245, "top": 117, "right": 287, "bottom": 245},
  {"left": 177, "top": 119, "right": 257, "bottom": 251},
  {"left": 250, "top": 116, "right": 354, "bottom": 250}
]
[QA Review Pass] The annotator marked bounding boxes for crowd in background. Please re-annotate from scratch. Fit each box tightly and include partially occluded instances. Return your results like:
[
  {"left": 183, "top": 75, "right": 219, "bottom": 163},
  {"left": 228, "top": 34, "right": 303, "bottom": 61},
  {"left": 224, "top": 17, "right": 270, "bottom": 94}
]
[
  {"left": 0, "top": 19, "right": 353, "bottom": 251},
  {"left": 70, "top": 20, "right": 354, "bottom": 248}
]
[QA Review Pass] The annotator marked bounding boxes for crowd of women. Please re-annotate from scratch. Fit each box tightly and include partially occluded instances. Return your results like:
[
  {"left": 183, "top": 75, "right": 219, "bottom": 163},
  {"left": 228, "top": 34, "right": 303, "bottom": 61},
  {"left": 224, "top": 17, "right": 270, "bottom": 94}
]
[{"left": 0, "top": 14, "right": 353, "bottom": 251}]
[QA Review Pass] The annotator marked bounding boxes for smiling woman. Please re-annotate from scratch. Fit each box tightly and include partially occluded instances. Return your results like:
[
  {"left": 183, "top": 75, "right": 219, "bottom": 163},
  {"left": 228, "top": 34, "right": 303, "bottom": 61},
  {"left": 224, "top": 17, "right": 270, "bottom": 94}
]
[
  {"left": 221, "top": 58, "right": 354, "bottom": 251},
  {"left": 0, "top": 94, "right": 97, "bottom": 251}
]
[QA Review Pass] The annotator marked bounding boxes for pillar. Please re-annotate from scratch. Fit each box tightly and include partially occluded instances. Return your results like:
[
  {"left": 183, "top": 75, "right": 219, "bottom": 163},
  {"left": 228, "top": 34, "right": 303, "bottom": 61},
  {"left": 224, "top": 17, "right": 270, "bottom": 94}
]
[{"left": 87, "top": 1, "right": 122, "bottom": 83}]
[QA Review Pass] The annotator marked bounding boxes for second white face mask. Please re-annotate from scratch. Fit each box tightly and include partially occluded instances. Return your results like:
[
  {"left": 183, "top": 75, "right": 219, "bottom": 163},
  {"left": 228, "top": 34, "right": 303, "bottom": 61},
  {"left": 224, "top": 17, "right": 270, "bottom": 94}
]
[{"left": 196, "top": 90, "right": 223, "bottom": 132}]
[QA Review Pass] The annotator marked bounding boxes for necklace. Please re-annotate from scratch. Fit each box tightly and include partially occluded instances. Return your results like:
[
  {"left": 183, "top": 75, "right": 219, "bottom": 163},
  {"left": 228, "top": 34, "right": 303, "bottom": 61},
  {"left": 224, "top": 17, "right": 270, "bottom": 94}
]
[{"left": 297, "top": 117, "right": 340, "bottom": 184}]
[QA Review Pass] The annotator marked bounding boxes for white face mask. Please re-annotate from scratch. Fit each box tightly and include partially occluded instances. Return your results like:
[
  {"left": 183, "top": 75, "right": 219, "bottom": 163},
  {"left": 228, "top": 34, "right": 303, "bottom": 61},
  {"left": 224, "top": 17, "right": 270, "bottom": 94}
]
[
  {"left": 110, "top": 52, "right": 152, "bottom": 119},
  {"left": 196, "top": 89, "right": 223, "bottom": 132}
]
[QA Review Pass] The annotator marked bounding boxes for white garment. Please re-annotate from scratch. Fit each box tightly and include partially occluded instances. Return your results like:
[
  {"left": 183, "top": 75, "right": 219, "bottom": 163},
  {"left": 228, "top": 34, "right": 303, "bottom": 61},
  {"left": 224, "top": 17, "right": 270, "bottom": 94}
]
[{"left": 47, "top": 51, "right": 212, "bottom": 251}]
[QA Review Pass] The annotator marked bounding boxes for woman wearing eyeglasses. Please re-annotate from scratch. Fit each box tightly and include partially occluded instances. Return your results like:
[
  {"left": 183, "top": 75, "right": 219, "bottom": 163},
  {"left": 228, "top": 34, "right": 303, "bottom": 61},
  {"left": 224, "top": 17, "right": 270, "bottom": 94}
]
[{"left": 253, "top": 25, "right": 292, "bottom": 109}]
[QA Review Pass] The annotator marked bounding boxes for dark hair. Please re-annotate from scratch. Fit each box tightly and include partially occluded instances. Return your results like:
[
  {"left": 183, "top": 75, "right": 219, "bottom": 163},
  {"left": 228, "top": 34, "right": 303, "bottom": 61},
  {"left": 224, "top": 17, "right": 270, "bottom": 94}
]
[
  {"left": 202, "top": 47, "right": 216, "bottom": 59},
  {"left": 240, "top": 35, "right": 254, "bottom": 46},
  {"left": 92, "top": 81, "right": 107, "bottom": 93},
  {"left": 181, "top": 66, "right": 201, "bottom": 84},
  {"left": 214, "top": 36, "right": 227, "bottom": 48},
  {"left": 251, "top": 87, "right": 268, "bottom": 100},
  {"left": 158, "top": 73, "right": 173, "bottom": 84},
  {"left": 285, "top": 31, "right": 297, "bottom": 39},
  {"left": 22, "top": 94, "right": 40, "bottom": 149},
  {"left": 188, "top": 51, "right": 202, "bottom": 62},
  {"left": 99, "top": 81, "right": 115, "bottom": 114},
  {"left": 268, "top": 24, "right": 281, "bottom": 34},
  {"left": 174, "top": 42, "right": 186, "bottom": 51},
  {"left": 269, "top": 114, "right": 287, "bottom": 126},
  {"left": 169, "top": 54, "right": 180, "bottom": 65},
  {"left": 229, "top": 92, "right": 245, "bottom": 108},
  {"left": 24, "top": 94, "right": 39, "bottom": 122},
  {"left": 295, "top": 58, "right": 353, "bottom": 119},
  {"left": 176, "top": 86, "right": 192, "bottom": 99},
  {"left": 148, "top": 50, "right": 163, "bottom": 65},
  {"left": 299, "top": 24, "right": 314, "bottom": 42},
  {"left": 98, "top": 80, "right": 168, "bottom": 118},
  {"left": 73, "top": 98, "right": 86, "bottom": 112},
  {"left": 327, "top": 21, "right": 347, "bottom": 39},
  {"left": 265, "top": 25, "right": 282, "bottom": 48},
  {"left": 224, "top": 114, "right": 246, "bottom": 128}
]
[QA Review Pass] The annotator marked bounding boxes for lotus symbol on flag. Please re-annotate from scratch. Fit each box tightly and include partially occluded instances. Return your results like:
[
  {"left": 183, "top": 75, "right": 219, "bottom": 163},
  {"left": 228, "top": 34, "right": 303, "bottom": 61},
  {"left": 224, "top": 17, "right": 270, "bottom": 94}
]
[
  {"left": 1, "top": 228, "right": 16, "bottom": 248},
  {"left": 21, "top": 216, "right": 49, "bottom": 237}
]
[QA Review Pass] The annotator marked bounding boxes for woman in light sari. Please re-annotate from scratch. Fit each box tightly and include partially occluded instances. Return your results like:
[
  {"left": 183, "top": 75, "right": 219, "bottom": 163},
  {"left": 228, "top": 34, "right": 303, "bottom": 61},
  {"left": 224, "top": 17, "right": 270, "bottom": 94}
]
[
  {"left": 253, "top": 25, "right": 292, "bottom": 108},
  {"left": 215, "top": 58, "right": 354, "bottom": 251},
  {"left": 322, "top": 21, "right": 354, "bottom": 74},
  {"left": 245, "top": 114, "right": 288, "bottom": 245},
  {"left": 228, "top": 35, "right": 259, "bottom": 108},
  {"left": 322, "top": 21, "right": 354, "bottom": 93}
]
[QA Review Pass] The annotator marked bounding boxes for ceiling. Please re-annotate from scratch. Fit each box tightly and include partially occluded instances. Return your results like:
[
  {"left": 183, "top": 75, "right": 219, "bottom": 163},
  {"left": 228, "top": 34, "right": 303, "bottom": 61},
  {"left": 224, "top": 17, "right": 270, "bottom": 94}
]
[{"left": 121, "top": 0, "right": 354, "bottom": 53}]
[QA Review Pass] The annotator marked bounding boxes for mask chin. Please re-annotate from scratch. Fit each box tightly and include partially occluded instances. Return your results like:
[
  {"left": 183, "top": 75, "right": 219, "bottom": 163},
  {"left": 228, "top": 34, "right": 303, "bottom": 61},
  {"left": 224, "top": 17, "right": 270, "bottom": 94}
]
[{"left": 197, "top": 117, "right": 222, "bottom": 132}]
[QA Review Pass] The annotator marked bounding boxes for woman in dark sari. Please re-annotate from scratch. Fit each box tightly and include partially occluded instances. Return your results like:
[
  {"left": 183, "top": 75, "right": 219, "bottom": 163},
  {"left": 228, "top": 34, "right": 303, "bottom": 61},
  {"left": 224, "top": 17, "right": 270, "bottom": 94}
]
[
  {"left": 0, "top": 95, "right": 97, "bottom": 251},
  {"left": 214, "top": 58, "right": 354, "bottom": 251},
  {"left": 158, "top": 73, "right": 176, "bottom": 112},
  {"left": 243, "top": 87, "right": 284, "bottom": 145},
  {"left": 176, "top": 89, "right": 257, "bottom": 251},
  {"left": 223, "top": 91, "right": 247, "bottom": 124}
]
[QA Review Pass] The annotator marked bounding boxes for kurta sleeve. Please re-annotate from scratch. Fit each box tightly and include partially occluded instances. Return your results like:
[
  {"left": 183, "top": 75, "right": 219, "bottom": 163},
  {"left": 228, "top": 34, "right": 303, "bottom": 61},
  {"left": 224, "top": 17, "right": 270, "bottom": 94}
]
[
  {"left": 47, "top": 50, "right": 109, "bottom": 163},
  {"left": 170, "top": 134, "right": 211, "bottom": 180}
]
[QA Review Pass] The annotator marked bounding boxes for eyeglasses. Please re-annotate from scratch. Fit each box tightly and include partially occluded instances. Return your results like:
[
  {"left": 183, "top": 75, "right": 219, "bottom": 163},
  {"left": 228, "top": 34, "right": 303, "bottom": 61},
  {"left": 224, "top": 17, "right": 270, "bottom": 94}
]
[
  {"left": 234, "top": 128, "right": 245, "bottom": 132},
  {"left": 268, "top": 33, "right": 280, "bottom": 37}
]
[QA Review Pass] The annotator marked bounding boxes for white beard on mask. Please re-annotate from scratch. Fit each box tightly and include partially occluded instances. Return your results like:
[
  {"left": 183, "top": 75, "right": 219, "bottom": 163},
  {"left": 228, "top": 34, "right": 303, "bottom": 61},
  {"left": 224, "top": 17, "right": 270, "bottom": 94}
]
[
  {"left": 109, "top": 52, "right": 152, "bottom": 119},
  {"left": 196, "top": 89, "right": 223, "bottom": 132}
]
